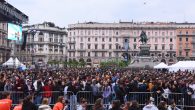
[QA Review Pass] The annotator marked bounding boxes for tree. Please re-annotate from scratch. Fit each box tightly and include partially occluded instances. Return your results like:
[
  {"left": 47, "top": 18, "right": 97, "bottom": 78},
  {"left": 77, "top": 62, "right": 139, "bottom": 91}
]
[
  {"left": 63, "top": 60, "right": 68, "bottom": 67},
  {"left": 72, "top": 59, "right": 79, "bottom": 68},
  {"left": 79, "top": 58, "right": 86, "bottom": 67},
  {"left": 67, "top": 59, "right": 73, "bottom": 67}
]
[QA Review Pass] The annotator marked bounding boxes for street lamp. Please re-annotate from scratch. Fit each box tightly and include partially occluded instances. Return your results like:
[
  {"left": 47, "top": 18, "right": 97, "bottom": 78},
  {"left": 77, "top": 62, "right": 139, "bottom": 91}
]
[{"left": 28, "top": 29, "right": 39, "bottom": 65}]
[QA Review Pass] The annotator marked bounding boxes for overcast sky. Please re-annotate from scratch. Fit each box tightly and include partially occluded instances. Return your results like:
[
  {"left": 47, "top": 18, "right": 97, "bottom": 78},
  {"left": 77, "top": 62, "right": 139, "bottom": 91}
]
[{"left": 8, "top": 0, "right": 195, "bottom": 27}]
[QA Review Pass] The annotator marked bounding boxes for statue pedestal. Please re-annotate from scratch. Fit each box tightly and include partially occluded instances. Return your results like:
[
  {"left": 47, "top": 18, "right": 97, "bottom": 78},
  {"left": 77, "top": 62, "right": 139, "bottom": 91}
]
[
  {"left": 139, "top": 44, "right": 151, "bottom": 56},
  {"left": 128, "top": 44, "right": 159, "bottom": 68}
]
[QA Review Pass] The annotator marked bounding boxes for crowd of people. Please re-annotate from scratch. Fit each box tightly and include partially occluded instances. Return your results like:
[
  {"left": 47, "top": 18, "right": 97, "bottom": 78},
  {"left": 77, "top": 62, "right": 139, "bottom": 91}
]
[{"left": 0, "top": 67, "right": 194, "bottom": 110}]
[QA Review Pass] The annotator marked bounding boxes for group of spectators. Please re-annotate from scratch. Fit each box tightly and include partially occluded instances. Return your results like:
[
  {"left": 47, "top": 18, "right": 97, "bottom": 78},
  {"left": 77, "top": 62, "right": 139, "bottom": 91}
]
[{"left": 0, "top": 67, "right": 194, "bottom": 110}]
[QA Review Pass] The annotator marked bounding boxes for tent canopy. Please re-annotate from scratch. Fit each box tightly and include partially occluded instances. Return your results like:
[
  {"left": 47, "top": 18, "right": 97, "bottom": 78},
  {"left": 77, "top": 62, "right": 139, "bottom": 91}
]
[
  {"left": 2, "top": 57, "right": 25, "bottom": 68},
  {"left": 2, "top": 57, "right": 14, "bottom": 66},
  {"left": 154, "top": 62, "right": 168, "bottom": 69},
  {"left": 168, "top": 61, "right": 195, "bottom": 72}
]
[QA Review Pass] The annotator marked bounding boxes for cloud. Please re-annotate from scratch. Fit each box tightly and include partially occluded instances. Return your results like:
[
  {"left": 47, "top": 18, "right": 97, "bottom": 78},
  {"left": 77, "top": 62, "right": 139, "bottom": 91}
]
[{"left": 8, "top": 0, "right": 195, "bottom": 27}]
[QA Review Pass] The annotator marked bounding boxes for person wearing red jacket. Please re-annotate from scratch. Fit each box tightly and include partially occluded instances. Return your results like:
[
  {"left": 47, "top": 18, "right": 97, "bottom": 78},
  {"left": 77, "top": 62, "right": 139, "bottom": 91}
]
[
  {"left": 53, "top": 96, "right": 65, "bottom": 110},
  {"left": 0, "top": 92, "right": 12, "bottom": 110},
  {"left": 42, "top": 79, "right": 52, "bottom": 104},
  {"left": 13, "top": 99, "right": 23, "bottom": 110}
]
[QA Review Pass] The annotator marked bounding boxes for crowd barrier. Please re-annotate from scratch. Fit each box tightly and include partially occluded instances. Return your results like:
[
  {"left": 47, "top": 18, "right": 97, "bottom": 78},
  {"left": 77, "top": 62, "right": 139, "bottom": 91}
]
[{"left": 0, "top": 91, "right": 194, "bottom": 110}]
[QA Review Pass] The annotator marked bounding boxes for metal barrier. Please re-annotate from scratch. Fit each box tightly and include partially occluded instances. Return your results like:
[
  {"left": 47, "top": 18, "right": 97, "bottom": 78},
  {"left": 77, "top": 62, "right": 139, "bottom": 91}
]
[{"left": 0, "top": 91, "right": 194, "bottom": 110}]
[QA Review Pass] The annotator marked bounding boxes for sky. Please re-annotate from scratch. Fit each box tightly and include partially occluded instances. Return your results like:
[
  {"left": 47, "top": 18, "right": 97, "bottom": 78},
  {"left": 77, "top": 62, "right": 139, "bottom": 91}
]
[{"left": 7, "top": 0, "right": 195, "bottom": 28}]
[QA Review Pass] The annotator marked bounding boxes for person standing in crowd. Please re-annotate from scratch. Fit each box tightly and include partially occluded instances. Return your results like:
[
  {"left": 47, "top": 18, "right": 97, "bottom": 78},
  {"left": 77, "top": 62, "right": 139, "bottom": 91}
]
[
  {"left": 0, "top": 73, "right": 6, "bottom": 91},
  {"left": 0, "top": 92, "right": 12, "bottom": 110},
  {"left": 38, "top": 98, "right": 52, "bottom": 110},
  {"left": 4, "top": 78, "right": 13, "bottom": 91},
  {"left": 42, "top": 79, "right": 53, "bottom": 104},
  {"left": 53, "top": 96, "right": 65, "bottom": 110},
  {"left": 13, "top": 99, "right": 23, "bottom": 110},
  {"left": 143, "top": 100, "right": 158, "bottom": 110},
  {"left": 167, "top": 100, "right": 180, "bottom": 110},
  {"left": 157, "top": 101, "right": 167, "bottom": 110},
  {"left": 77, "top": 98, "right": 88, "bottom": 110},
  {"left": 128, "top": 100, "right": 140, "bottom": 110},
  {"left": 122, "top": 101, "right": 131, "bottom": 110},
  {"left": 102, "top": 81, "right": 111, "bottom": 108},
  {"left": 114, "top": 81, "right": 125, "bottom": 104},
  {"left": 22, "top": 95, "right": 38, "bottom": 110},
  {"left": 93, "top": 98, "right": 104, "bottom": 110},
  {"left": 109, "top": 100, "right": 122, "bottom": 110},
  {"left": 33, "top": 77, "right": 44, "bottom": 105}
]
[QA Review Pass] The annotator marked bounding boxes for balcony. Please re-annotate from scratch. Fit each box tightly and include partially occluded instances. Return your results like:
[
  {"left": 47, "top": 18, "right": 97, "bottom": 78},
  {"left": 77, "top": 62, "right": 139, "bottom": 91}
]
[
  {"left": 67, "top": 49, "right": 76, "bottom": 52},
  {"left": 68, "top": 41, "right": 76, "bottom": 44},
  {"left": 77, "top": 49, "right": 86, "bottom": 52},
  {"left": 91, "top": 49, "right": 108, "bottom": 52},
  {"left": 184, "top": 47, "right": 191, "bottom": 50}
]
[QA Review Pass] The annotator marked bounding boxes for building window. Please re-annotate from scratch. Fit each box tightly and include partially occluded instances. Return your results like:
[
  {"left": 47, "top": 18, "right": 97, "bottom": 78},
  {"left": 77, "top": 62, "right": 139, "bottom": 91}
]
[
  {"left": 102, "top": 44, "right": 105, "bottom": 49},
  {"left": 116, "top": 44, "right": 119, "bottom": 49},
  {"left": 109, "top": 38, "right": 112, "bottom": 42},
  {"left": 179, "top": 37, "right": 182, "bottom": 41},
  {"left": 88, "top": 44, "right": 91, "bottom": 49},
  {"left": 88, "top": 31, "right": 90, "bottom": 35},
  {"left": 170, "top": 44, "right": 173, "bottom": 50},
  {"left": 80, "top": 37, "right": 83, "bottom": 42},
  {"left": 186, "top": 31, "right": 188, "bottom": 35},
  {"left": 186, "top": 52, "right": 189, "bottom": 56},
  {"left": 109, "top": 44, "right": 112, "bottom": 49},
  {"left": 109, "top": 52, "right": 112, "bottom": 57},
  {"left": 88, "top": 52, "right": 90, "bottom": 57},
  {"left": 115, "top": 52, "right": 119, "bottom": 57},
  {"left": 88, "top": 38, "right": 90, "bottom": 42},
  {"left": 186, "top": 44, "right": 189, "bottom": 48},
  {"left": 102, "top": 52, "right": 105, "bottom": 57},
  {"left": 80, "top": 43, "right": 84, "bottom": 49},
  {"left": 179, "top": 51, "right": 182, "bottom": 56},
  {"left": 95, "top": 37, "right": 98, "bottom": 42},
  {"left": 155, "top": 32, "right": 158, "bottom": 36},
  {"left": 170, "top": 32, "right": 173, "bottom": 36},
  {"left": 148, "top": 32, "right": 150, "bottom": 36},
  {"left": 134, "top": 38, "right": 136, "bottom": 42},
  {"left": 155, "top": 38, "right": 158, "bottom": 42},
  {"left": 69, "top": 52, "right": 71, "bottom": 57},
  {"left": 179, "top": 31, "right": 182, "bottom": 35},
  {"left": 95, "top": 52, "right": 98, "bottom": 57},
  {"left": 155, "top": 45, "right": 158, "bottom": 50},
  {"left": 170, "top": 38, "right": 172, "bottom": 42},
  {"left": 116, "top": 32, "right": 118, "bottom": 35},
  {"left": 134, "top": 44, "right": 136, "bottom": 49},
  {"left": 95, "top": 44, "right": 98, "bottom": 49},
  {"left": 162, "top": 32, "right": 165, "bottom": 36},
  {"left": 162, "top": 38, "right": 165, "bottom": 42},
  {"left": 102, "top": 38, "right": 105, "bottom": 42},
  {"left": 80, "top": 52, "right": 84, "bottom": 57},
  {"left": 116, "top": 38, "right": 118, "bottom": 42},
  {"left": 162, "top": 45, "right": 165, "bottom": 50},
  {"left": 186, "top": 37, "right": 188, "bottom": 42}
]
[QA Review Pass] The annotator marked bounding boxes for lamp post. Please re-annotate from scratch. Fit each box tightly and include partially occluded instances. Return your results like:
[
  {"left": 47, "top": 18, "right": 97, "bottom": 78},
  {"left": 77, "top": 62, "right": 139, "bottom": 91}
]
[{"left": 28, "top": 29, "right": 39, "bottom": 65}]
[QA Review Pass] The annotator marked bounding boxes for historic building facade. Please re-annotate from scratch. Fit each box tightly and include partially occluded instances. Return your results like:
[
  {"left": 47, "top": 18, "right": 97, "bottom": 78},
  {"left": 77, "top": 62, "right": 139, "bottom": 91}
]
[
  {"left": 67, "top": 22, "right": 177, "bottom": 66},
  {"left": 176, "top": 23, "right": 195, "bottom": 61},
  {"left": 0, "top": 22, "right": 11, "bottom": 64},
  {"left": 14, "top": 22, "right": 67, "bottom": 65}
]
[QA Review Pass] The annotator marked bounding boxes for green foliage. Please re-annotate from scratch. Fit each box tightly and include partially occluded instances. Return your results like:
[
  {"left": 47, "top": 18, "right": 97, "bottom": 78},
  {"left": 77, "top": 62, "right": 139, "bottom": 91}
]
[
  {"left": 79, "top": 58, "right": 86, "bottom": 67},
  {"left": 100, "top": 59, "right": 130, "bottom": 68}
]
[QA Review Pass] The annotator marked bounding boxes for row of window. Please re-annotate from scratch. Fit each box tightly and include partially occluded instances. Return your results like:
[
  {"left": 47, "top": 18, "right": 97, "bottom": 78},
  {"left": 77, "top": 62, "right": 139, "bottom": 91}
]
[
  {"left": 69, "top": 31, "right": 119, "bottom": 36},
  {"left": 77, "top": 43, "right": 173, "bottom": 50},
  {"left": 69, "top": 30, "right": 174, "bottom": 37},
  {"left": 74, "top": 37, "right": 173, "bottom": 43},
  {"left": 69, "top": 52, "right": 117, "bottom": 57}
]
